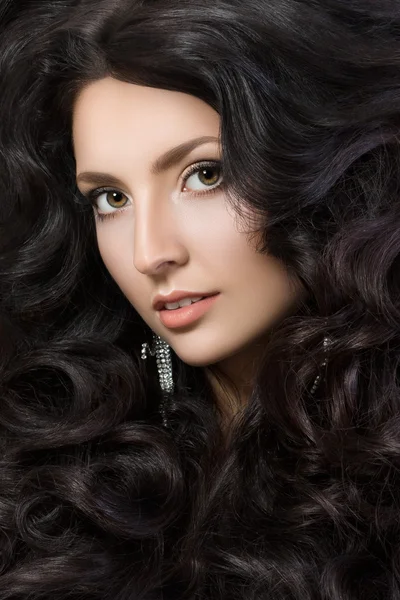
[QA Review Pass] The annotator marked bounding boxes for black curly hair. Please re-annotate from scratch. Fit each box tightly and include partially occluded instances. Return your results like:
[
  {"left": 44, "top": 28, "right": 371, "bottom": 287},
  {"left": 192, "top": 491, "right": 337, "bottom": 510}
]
[{"left": 1, "top": 0, "right": 400, "bottom": 598}]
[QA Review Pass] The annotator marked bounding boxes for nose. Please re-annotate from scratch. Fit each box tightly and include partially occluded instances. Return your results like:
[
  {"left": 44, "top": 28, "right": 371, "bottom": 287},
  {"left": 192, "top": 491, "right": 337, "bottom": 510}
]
[{"left": 133, "top": 194, "right": 189, "bottom": 276}]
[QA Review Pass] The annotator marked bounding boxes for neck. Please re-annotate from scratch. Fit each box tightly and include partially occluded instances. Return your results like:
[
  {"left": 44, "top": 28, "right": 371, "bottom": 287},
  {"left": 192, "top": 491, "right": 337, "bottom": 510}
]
[{"left": 205, "top": 338, "right": 266, "bottom": 428}]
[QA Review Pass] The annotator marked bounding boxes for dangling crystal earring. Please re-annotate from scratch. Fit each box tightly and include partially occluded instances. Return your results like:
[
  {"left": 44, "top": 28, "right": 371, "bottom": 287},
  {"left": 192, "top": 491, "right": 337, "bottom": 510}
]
[
  {"left": 141, "top": 333, "right": 174, "bottom": 427},
  {"left": 310, "top": 335, "right": 330, "bottom": 395}
]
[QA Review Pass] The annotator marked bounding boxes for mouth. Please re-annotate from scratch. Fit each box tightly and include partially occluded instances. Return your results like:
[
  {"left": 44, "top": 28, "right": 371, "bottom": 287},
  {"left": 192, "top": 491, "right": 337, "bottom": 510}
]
[
  {"left": 157, "top": 293, "right": 220, "bottom": 329},
  {"left": 160, "top": 294, "right": 207, "bottom": 310},
  {"left": 153, "top": 291, "right": 218, "bottom": 311}
]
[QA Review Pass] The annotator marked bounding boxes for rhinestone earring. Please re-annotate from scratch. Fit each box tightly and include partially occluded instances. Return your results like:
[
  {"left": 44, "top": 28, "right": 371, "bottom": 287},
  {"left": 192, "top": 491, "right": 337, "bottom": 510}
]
[
  {"left": 141, "top": 333, "right": 174, "bottom": 427},
  {"left": 310, "top": 335, "right": 330, "bottom": 395}
]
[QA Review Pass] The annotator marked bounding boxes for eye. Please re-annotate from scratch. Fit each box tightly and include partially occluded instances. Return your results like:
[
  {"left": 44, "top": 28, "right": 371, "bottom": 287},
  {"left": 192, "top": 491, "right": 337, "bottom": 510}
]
[
  {"left": 92, "top": 190, "right": 130, "bottom": 214},
  {"left": 81, "top": 159, "right": 223, "bottom": 221},
  {"left": 182, "top": 161, "right": 223, "bottom": 193}
]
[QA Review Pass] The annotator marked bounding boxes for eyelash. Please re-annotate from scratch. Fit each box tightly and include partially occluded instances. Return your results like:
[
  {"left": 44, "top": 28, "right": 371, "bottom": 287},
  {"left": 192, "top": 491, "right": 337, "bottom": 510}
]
[{"left": 83, "top": 160, "right": 223, "bottom": 223}]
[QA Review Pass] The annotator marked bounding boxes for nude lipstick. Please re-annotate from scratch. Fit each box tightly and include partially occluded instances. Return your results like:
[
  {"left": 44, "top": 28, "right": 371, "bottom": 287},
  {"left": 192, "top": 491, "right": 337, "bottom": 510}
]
[{"left": 157, "top": 293, "right": 220, "bottom": 329}]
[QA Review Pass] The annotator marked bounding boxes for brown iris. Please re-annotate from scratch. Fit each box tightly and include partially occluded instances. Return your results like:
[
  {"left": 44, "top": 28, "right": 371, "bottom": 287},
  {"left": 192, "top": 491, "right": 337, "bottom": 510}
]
[
  {"left": 197, "top": 166, "right": 220, "bottom": 186},
  {"left": 106, "top": 191, "right": 128, "bottom": 208}
]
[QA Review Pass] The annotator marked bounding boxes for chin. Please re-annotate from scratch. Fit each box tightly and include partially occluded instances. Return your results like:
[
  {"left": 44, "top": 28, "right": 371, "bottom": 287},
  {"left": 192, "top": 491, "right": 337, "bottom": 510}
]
[
  {"left": 171, "top": 346, "right": 222, "bottom": 368},
  {"left": 174, "top": 343, "right": 240, "bottom": 368},
  {"left": 176, "top": 354, "right": 216, "bottom": 368}
]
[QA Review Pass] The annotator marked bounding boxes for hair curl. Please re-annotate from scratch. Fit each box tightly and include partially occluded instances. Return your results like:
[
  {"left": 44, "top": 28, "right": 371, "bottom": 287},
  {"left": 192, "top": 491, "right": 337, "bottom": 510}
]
[{"left": 1, "top": 0, "right": 400, "bottom": 598}]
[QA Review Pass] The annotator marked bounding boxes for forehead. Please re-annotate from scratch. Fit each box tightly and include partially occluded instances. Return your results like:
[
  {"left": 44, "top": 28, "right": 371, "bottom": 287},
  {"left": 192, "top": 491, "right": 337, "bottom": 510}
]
[{"left": 72, "top": 78, "right": 220, "bottom": 157}]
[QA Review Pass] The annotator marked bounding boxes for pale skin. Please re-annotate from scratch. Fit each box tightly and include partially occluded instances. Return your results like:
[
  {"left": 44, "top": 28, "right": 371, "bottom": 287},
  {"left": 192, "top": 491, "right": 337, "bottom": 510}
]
[{"left": 72, "top": 77, "right": 305, "bottom": 424}]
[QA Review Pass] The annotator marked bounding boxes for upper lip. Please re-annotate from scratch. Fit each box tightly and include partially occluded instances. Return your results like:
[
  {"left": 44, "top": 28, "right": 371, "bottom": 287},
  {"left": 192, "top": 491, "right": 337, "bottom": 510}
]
[{"left": 152, "top": 290, "right": 218, "bottom": 311}]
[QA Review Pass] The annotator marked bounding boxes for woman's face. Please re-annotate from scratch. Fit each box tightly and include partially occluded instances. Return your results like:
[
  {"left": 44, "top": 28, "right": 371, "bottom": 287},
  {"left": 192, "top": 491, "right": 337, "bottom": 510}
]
[{"left": 73, "top": 77, "right": 304, "bottom": 372}]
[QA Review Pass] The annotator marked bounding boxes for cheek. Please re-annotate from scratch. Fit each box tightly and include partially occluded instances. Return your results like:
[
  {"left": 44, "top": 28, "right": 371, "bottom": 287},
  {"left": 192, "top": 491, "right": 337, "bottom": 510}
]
[
  {"left": 97, "top": 228, "right": 123, "bottom": 274},
  {"left": 96, "top": 227, "right": 140, "bottom": 297},
  {"left": 186, "top": 205, "right": 249, "bottom": 264},
  {"left": 204, "top": 224, "right": 263, "bottom": 277},
  {"left": 194, "top": 199, "right": 266, "bottom": 269}
]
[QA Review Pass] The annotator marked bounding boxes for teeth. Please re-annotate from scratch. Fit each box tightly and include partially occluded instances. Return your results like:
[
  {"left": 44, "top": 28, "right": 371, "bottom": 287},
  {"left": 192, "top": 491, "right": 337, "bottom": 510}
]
[{"left": 164, "top": 296, "right": 203, "bottom": 310}]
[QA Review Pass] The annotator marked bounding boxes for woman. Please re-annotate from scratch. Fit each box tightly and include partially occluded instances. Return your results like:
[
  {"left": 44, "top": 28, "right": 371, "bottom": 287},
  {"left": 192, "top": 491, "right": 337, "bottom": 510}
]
[{"left": 0, "top": 0, "right": 399, "bottom": 598}]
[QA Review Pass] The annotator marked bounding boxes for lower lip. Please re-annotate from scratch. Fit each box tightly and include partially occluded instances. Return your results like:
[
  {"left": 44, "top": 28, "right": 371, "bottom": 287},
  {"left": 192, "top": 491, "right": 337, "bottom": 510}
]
[{"left": 158, "top": 294, "right": 220, "bottom": 329}]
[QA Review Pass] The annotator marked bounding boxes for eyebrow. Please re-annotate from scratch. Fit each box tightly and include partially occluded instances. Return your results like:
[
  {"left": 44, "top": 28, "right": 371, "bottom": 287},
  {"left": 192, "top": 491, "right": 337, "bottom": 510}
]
[{"left": 76, "top": 135, "right": 219, "bottom": 188}]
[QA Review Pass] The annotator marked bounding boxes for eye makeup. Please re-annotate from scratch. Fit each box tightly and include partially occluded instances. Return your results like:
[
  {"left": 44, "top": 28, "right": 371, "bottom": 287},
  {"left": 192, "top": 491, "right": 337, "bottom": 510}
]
[{"left": 79, "top": 159, "right": 224, "bottom": 222}]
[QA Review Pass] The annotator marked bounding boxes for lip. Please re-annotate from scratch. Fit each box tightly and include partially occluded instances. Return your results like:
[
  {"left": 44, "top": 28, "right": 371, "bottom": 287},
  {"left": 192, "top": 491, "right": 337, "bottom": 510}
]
[
  {"left": 152, "top": 290, "right": 219, "bottom": 311},
  {"left": 157, "top": 293, "right": 220, "bottom": 329}
]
